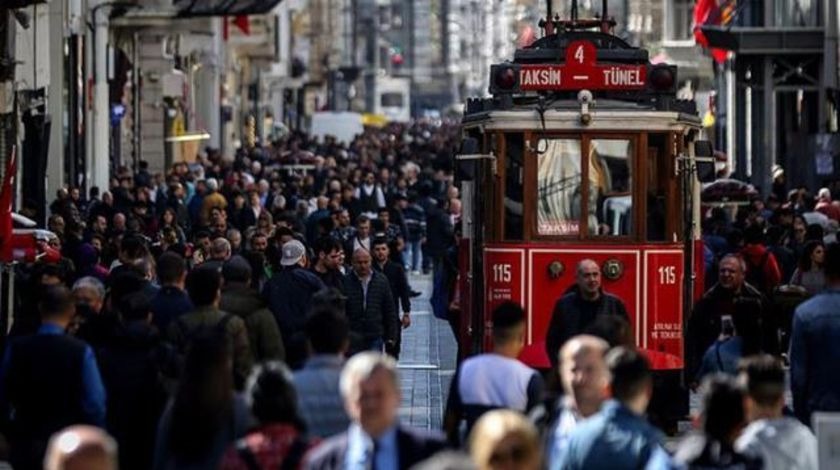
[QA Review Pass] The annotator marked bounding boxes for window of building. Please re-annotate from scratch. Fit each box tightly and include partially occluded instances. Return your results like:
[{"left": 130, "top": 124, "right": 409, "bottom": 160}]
[{"left": 666, "top": 0, "right": 694, "bottom": 41}]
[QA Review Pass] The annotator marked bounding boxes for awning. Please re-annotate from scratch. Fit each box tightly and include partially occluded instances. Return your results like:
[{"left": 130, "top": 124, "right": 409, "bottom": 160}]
[{"left": 175, "top": 0, "right": 283, "bottom": 17}]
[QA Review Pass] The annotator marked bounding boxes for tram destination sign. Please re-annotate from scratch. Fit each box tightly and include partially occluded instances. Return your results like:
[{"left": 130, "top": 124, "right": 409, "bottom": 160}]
[{"left": 518, "top": 40, "right": 647, "bottom": 91}]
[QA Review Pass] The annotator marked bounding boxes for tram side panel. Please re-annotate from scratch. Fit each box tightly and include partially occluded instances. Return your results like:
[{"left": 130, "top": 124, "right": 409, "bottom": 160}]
[{"left": 482, "top": 244, "right": 685, "bottom": 371}]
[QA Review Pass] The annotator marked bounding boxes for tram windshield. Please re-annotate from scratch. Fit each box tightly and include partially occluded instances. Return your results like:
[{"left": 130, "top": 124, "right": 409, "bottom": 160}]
[{"left": 536, "top": 137, "right": 633, "bottom": 237}]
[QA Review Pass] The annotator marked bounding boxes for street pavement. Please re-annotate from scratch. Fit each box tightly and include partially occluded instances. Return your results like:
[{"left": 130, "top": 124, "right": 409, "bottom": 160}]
[{"left": 397, "top": 273, "right": 457, "bottom": 430}]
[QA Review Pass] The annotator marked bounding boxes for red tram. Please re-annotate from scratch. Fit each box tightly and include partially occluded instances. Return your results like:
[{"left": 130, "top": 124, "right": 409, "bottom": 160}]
[{"left": 454, "top": 3, "right": 716, "bottom": 422}]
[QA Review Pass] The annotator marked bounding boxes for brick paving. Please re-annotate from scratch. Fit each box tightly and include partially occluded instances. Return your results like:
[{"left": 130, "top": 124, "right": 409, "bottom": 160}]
[{"left": 397, "top": 274, "right": 458, "bottom": 431}]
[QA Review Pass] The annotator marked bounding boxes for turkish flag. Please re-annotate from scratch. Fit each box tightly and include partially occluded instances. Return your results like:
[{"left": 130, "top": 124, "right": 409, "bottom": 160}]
[
  {"left": 223, "top": 15, "right": 251, "bottom": 41},
  {"left": 233, "top": 15, "right": 250, "bottom": 35},
  {"left": 693, "top": 0, "right": 730, "bottom": 63},
  {"left": 0, "top": 147, "right": 14, "bottom": 261}
]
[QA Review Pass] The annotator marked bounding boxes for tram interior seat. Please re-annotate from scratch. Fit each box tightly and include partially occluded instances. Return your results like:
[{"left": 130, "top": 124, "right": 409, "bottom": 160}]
[{"left": 603, "top": 195, "right": 632, "bottom": 236}]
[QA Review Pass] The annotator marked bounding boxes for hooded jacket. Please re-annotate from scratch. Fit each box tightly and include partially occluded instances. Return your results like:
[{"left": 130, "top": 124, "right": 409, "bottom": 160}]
[{"left": 220, "top": 284, "right": 285, "bottom": 363}]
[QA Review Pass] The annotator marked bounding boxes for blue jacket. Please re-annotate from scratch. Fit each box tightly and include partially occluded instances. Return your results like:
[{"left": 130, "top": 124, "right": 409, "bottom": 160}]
[
  {"left": 555, "top": 400, "right": 663, "bottom": 470},
  {"left": 790, "top": 288, "right": 840, "bottom": 424}
]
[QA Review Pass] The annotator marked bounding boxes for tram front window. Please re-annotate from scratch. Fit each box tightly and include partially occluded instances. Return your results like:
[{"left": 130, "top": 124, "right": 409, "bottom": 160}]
[
  {"left": 590, "top": 139, "right": 633, "bottom": 236},
  {"left": 537, "top": 139, "right": 582, "bottom": 235}
]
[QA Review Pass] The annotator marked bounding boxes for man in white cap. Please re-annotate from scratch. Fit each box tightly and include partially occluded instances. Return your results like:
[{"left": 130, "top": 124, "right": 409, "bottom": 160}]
[
  {"left": 262, "top": 239, "right": 326, "bottom": 368},
  {"left": 200, "top": 177, "right": 227, "bottom": 226}
]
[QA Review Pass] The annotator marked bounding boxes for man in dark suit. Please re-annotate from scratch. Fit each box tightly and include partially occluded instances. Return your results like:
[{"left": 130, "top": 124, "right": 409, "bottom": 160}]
[
  {"left": 303, "top": 352, "right": 447, "bottom": 469},
  {"left": 371, "top": 238, "right": 412, "bottom": 359},
  {"left": 343, "top": 248, "right": 399, "bottom": 355}
]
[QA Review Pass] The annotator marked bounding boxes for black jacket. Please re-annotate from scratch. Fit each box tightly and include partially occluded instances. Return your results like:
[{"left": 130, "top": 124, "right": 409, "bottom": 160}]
[
  {"left": 374, "top": 260, "right": 411, "bottom": 314},
  {"left": 263, "top": 266, "right": 326, "bottom": 343},
  {"left": 424, "top": 206, "right": 454, "bottom": 258},
  {"left": 687, "top": 283, "right": 774, "bottom": 377},
  {"left": 545, "top": 290, "right": 629, "bottom": 367},
  {"left": 303, "top": 425, "right": 447, "bottom": 470},
  {"left": 343, "top": 271, "right": 398, "bottom": 353},
  {"left": 96, "top": 321, "right": 172, "bottom": 470}
]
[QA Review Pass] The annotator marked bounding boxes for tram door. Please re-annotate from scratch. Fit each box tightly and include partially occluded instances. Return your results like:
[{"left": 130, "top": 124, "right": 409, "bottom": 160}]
[{"left": 456, "top": 135, "right": 498, "bottom": 357}]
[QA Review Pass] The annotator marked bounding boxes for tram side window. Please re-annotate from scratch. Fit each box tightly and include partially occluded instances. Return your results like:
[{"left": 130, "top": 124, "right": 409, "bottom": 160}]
[
  {"left": 537, "top": 139, "right": 582, "bottom": 236},
  {"left": 647, "top": 134, "right": 668, "bottom": 241},
  {"left": 504, "top": 134, "right": 525, "bottom": 240},
  {"left": 589, "top": 139, "right": 633, "bottom": 236}
]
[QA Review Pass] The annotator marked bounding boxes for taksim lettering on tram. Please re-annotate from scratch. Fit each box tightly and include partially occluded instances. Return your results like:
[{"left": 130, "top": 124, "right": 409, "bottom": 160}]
[{"left": 520, "top": 68, "right": 563, "bottom": 87}]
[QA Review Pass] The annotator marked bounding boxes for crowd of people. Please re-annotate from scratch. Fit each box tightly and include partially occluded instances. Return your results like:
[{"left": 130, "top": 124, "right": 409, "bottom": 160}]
[
  {"left": 0, "top": 114, "right": 839, "bottom": 470},
  {"left": 0, "top": 121, "right": 466, "bottom": 469}
]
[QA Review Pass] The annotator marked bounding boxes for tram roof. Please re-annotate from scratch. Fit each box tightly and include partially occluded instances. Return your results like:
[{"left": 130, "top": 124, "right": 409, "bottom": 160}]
[{"left": 462, "top": 107, "right": 702, "bottom": 132}]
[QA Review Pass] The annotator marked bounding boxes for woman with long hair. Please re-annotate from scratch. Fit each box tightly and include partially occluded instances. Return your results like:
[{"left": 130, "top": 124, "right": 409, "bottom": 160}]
[
  {"left": 153, "top": 334, "right": 251, "bottom": 470},
  {"left": 159, "top": 207, "right": 186, "bottom": 245},
  {"left": 219, "top": 362, "right": 315, "bottom": 469},
  {"left": 790, "top": 240, "right": 826, "bottom": 295}
]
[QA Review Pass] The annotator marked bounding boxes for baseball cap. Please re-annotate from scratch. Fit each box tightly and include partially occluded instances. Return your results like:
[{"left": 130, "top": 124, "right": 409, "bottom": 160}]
[{"left": 280, "top": 240, "right": 306, "bottom": 266}]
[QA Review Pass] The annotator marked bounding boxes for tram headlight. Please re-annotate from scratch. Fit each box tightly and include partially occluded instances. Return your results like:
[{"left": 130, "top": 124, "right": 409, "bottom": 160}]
[
  {"left": 648, "top": 65, "right": 677, "bottom": 93},
  {"left": 492, "top": 66, "right": 518, "bottom": 92}
]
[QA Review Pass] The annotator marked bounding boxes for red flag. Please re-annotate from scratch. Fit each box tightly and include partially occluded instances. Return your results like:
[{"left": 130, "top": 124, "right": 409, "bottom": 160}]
[
  {"left": 233, "top": 15, "right": 250, "bottom": 35},
  {"left": 693, "top": 0, "right": 732, "bottom": 64},
  {"left": 0, "top": 147, "right": 16, "bottom": 261}
]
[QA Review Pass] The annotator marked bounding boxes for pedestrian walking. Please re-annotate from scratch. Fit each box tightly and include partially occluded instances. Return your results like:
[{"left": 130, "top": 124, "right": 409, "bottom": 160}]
[
  {"left": 303, "top": 353, "right": 447, "bottom": 469},
  {"left": 545, "top": 259, "right": 629, "bottom": 368},
  {"left": 220, "top": 255, "right": 285, "bottom": 362},
  {"left": 165, "top": 265, "right": 253, "bottom": 390},
  {"left": 220, "top": 362, "right": 315, "bottom": 470},
  {"left": 262, "top": 239, "right": 326, "bottom": 369},
  {"left": 556, "top": 347, "right": 665, "bottom": 470},
  {"left": 790, "top": 242, "right": 840, "bottom": 424},
  {"left": 343, "top": 248, "right": 399, "bottom": 355},
  {"left": 294, "top": 307, "right": 352, "bottom": 438},
  {"left": 0, "top": 285, "right": 107, "bottom": 469},
  {"left": 736, "top": 355, "right": 817, "bottom": 470},
  {"left": 444, "top": 302, "right": 543, "bottom": 445},
  {"left": 371, "top": 238, "right": 412, "bottom": 358}
]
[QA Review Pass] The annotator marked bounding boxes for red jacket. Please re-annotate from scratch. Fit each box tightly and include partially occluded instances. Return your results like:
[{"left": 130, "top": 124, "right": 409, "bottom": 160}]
[{"left": 740, "top": 244, "right": 782, "bottom": 292}]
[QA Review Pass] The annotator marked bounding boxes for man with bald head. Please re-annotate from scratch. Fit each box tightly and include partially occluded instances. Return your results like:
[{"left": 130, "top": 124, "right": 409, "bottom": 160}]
[
  {"left": 545, "top": 259, "right": 629, "bottom": 367},
  {"left": 343, "top": 248, "right": 399, "bottom": 354},
  {"left": 541, "top": 335, "right": 610, "bottom": 466},
  {"left": 44, "top": 425, "right": 118, "bottom": 470}
]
